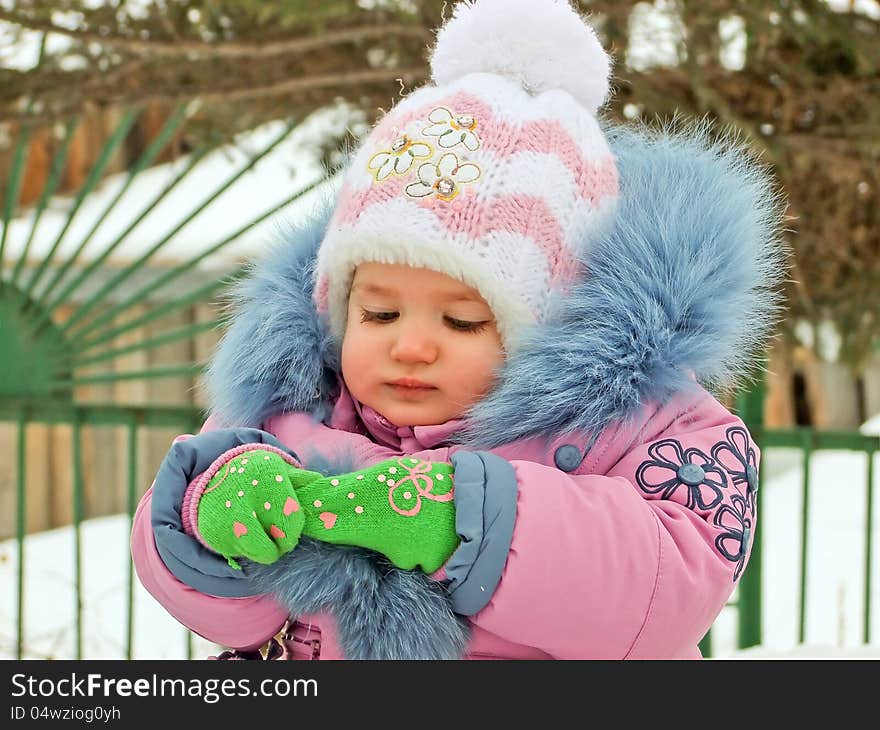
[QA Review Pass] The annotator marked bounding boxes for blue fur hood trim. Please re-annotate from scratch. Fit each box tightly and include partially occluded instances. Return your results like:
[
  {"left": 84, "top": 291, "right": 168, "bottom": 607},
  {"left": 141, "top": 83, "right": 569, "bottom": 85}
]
[
  {"left": 207, "top": 121, "right": 786, "bottom": 447},
  {"left": 245, "top": 541, "right": 470, "bottom": 660}
]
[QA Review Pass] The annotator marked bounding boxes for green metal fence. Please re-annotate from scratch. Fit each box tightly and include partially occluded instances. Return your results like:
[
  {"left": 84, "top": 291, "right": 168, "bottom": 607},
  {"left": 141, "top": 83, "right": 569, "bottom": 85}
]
[
  {"left": 697, "top": 386, "right": 880, "bottom": 657},
  {"left": 2, "top": 398, "right": 878, "bottom": 658},
  {"left": 0, "top": 106, "right": 324, "bottom": 659},
  {"left": 3, "top": 107, "right": 879, "bottom": 659},
  {"left": 0, "top": 401, "right": 204, "bottom": 660}
]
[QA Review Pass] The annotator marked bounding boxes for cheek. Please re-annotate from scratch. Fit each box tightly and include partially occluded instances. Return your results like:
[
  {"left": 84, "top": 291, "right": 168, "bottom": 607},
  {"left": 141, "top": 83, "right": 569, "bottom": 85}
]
[
  {"left": 452, "top": 341, "right": 504, "bottom": 395},
  {"left": 341, "top": 330, "right": 377, "bottom": 391},
  {"left": 340, "top": 323, "right": 382, "bottom": 392}
]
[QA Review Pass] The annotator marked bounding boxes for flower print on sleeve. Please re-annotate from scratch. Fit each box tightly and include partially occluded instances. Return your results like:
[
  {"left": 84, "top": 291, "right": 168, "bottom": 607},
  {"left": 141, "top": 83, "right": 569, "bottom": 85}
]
[
  {"left": 711, "top": 426, "right": 759, "bottom": 514},
  {"left": 634, "top": 432, "right": 759, "bottom": 582},
  {"left": 421, "top": 107, "right": 481, "bottom": 151},
  {"left": 635, "top": 439, "right": 729, "bottom": 511},
  {"left": 405, "top": 152, "right": 481, "bottom": 201},
  {"left": 714, "top": 493, "right": 753, "bottom": 581}
]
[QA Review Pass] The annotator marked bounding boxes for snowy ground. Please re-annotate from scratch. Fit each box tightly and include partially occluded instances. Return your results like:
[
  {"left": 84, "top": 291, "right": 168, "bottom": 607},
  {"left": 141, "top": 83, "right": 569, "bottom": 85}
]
[
  {"left": 2, "top": 418, "right": 879, "bottom": 660},
  {"left": 0, "top": 514, "right": 220, "bottom": 660}
]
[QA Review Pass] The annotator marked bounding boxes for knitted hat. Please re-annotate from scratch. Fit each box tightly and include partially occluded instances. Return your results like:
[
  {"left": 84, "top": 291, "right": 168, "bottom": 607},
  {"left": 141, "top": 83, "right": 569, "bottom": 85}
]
[{"left": 314, "top": 0, "right": 619, "bottom": 352}]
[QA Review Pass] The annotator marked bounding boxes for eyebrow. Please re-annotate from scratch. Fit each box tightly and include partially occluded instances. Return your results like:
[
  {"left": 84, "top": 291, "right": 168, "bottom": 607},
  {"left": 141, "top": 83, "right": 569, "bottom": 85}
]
[{"left": 351, "top": 282, "right": 483, "bottom": 303}]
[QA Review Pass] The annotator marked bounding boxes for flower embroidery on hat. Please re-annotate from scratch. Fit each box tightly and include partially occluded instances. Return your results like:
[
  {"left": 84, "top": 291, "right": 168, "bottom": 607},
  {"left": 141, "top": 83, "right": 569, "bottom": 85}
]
[
  {"left": 405, "top": 152, "right": 481, "bottom": 201},
  {"left": 422, "top": 107, "right": 481, "bottom": 151},
  {"left": 367, "top": 134, "right": 433, "bottom": 181}
]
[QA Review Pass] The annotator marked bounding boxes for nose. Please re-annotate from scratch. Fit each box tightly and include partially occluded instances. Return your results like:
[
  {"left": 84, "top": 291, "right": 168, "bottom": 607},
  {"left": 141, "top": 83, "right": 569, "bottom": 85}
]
[{"left": 389, "top": 323, "right": 438, "bottom": 364}]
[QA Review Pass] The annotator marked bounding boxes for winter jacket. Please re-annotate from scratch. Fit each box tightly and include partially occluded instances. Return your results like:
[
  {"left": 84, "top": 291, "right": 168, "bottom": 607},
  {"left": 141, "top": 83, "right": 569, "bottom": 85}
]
[{"left": 131, "top": 124, "right": 783, "bottom": 659}]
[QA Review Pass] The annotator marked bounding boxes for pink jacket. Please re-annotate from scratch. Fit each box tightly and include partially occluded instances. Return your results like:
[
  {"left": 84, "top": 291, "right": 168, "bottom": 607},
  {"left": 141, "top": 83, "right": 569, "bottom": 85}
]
[
  {"left": 131, "top": 122, "right": 778, "bottom": 659},
  {"left": 132, "top": 382, "right": 757, "bottom": 659}
]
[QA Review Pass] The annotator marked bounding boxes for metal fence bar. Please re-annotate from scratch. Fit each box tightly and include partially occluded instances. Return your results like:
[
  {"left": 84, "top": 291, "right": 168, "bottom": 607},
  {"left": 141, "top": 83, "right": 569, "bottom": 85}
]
[
  {"left": 63, "top": 173, "right": 326, "bottom": 352},
  {"left": 34, "top": 107, "right": 189, "bottom": 315},
  {"left": 735, "top": 384, "right": 764, "bottom": 651},
  {"left": 71, "top": 320, "right": 220, "bottom": 368},
  {"left": 61, "top": 119, "right": 298, "bottom": 336},
  {"left": 798, "top": 431, "right": 812, "bottom": 644},
  {"left": 39, "top": 146, "right": 210, "bottom": 324},
  {"left": 69, "top": 272, "right": 244, "bottom": 355},
  {"left": 8, "top": 117, "right": 79, "bottom": 289},
  {"left": 72, "top": 410, "right": 84, "bottom": 660},
  {"left": 865, "top": 449, "right": 875, "bottom": 644},
  {"left": 738, "top": 454, "right": 764, "bottom": 648},
  {"left": 126, "top": 417, "right": 138, "bottom": 661},
  {"left": 0, "top": 119, "right": 32, "bottom": 267},
  {"left": 0, "top": 400, "right": 203, "bottom": 427},
  {"left": 21, "top": 110, "right": 140, "bottom": 303},
  {"left": 15, "top": 409, "right": 27, "bottom": 660},
  {"left": 698, "top": 626, "right": 711, "bottom": 657},
  {"left": 50, "top": 363, "right": 205, "bottom": 390}
]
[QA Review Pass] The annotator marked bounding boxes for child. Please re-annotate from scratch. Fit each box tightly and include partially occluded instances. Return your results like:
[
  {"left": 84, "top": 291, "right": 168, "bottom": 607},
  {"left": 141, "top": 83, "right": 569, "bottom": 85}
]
[{"left": 131, "top": 0, "right": 785, "bottom": 659}]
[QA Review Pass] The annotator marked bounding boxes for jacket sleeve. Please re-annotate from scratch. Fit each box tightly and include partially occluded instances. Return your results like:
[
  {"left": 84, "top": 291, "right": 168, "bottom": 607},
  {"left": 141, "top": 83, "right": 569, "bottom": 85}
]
[
  {"left": 452, "top": 397, "right": 758, "bottom": 659},
  {"left": 130, "top": 413, "right": 397, "bottom": 650},
  {"left": 131, "top": 485, "right": 289, "bottom": 650},
  {"left": 130, "top": 419, "right": 298, "bottom": 649}
]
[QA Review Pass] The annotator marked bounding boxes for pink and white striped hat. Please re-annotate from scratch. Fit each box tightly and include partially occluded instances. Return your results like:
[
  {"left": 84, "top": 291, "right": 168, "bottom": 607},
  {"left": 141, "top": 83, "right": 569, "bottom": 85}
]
[{"left": 314, "top": 0, "right": 619, "bottom": 352}]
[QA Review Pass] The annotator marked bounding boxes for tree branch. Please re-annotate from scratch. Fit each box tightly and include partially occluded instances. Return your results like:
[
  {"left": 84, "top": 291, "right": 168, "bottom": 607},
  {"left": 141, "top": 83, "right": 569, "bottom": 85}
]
[
  {"left": 0, "top": 66, "right": 430, "bottom": 124},
  {"left": 0, "top": 11, "right": 431, "bottom": 58},
  {"left": 117, "top": 66, "right": 430, "bottom": 105}
]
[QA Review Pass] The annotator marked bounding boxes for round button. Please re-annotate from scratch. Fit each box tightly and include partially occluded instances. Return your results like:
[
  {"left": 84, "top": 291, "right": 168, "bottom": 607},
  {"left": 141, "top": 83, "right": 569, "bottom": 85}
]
[
  {"left": 554, "top": 445, "right": 582, "bottom": 473},
  {"left": 739, "top": 527, "right": 752, "bottom": 556},
  {"left": 677, "top": 463, "right": 705, "bottom": 486},
  {"left": 746, "top": 465, "right": 759, "bottom": 493}
]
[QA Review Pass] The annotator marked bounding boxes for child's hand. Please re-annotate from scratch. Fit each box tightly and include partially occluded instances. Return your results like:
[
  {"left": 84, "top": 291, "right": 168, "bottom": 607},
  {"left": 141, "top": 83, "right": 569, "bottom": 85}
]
[
  {"left": 189, "top": 450, "right": 459, "bottom": 573},
  {"left": 295, "top": 456, "right": 459, "bottom": 573},
  {"left": 187, "top": 447, "right": 323, "bottom": 568}
]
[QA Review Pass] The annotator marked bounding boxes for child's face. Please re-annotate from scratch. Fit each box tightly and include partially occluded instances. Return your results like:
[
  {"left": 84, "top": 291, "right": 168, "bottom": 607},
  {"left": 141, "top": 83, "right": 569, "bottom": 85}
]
[{"left": 341, "top": 263, "right": 505, "bottom": 426}]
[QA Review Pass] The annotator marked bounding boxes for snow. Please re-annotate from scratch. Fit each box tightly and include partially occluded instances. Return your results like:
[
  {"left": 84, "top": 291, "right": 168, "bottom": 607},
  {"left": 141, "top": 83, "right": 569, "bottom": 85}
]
[
  {"left": 1, "top": 113, "right": 347, "bottom": 273},
  {"left": 0, "top": 24, "right": 73, "bottom": 72},
  {"left": 825, "top": 0, "right": 880, "bottom": 20},
  {"left": 3, "top": 419, "right": 879, "bottom": 660},
  {"left": 0, "top": 514, "right": 221, "bottom": 660},
  {"left": 725, "top": 447, "right": 880, "bottom": 658}
]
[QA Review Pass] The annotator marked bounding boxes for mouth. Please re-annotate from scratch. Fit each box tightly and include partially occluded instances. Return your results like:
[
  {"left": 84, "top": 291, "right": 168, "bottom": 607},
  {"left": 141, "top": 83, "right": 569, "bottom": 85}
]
[
  {"left": 386, "top": 380, "right": 437, "bottom": 397},
  {"left": 388, "top": 378, "right": 435, "bottom": 390}
]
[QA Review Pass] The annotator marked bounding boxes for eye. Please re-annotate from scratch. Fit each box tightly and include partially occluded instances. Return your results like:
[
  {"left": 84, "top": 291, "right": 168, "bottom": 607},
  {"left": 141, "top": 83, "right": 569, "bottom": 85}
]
[
  {"left": 360, "top": 308, "right": 398, "bottom": 323},
  {"left": 445, "top": 316, "right": 489, "bottom": 334}
]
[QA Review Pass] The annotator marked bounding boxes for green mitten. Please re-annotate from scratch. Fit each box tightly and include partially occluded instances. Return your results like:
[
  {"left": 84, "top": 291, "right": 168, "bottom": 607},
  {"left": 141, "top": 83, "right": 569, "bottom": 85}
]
[
  {"left": 185, "top": 446, "right": 324, "bottom": 569},
  {"left": 188, "top": 447, "right": 458, "bottom": 573},
  {"left": 296, "top": 456, "right": 459, "bottom": 573}
]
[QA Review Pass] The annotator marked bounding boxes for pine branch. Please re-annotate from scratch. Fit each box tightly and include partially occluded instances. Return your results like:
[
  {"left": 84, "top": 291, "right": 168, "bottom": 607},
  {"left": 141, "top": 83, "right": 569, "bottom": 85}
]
[
  {"left": 0, "top": 66, "right": 430, "bottom": 124},
  {"left": 112, "top": 66, "right": 430, "bottom": 106},
  {"left": 0, "top": 10, "right": 431, "bottom": 58}
]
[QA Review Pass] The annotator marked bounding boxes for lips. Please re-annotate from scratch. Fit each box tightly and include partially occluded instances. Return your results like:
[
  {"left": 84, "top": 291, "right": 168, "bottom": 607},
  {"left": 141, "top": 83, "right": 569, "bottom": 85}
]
[
  {"left": 388, "top": 378, "right": 435, "bottom": 389},
  {"left": 387, "top": 380, "right": 437, "bottom": 398}
]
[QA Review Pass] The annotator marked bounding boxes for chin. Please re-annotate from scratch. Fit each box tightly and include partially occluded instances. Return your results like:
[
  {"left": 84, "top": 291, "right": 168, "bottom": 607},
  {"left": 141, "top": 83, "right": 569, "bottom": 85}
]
[{"left": 378, "top": 403, "right": 446, "bottom": 427}]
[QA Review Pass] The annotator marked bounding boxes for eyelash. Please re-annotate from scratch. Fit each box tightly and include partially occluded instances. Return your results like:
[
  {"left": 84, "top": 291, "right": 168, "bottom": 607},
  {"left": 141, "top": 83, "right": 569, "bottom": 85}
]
[{"left": 359, "top": 308, "right": 489, "bottom": 335}]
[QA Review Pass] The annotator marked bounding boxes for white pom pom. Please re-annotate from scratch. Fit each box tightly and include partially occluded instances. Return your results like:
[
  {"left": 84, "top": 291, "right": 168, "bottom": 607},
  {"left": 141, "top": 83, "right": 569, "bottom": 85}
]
[{"left": 430, "top": 0, "right": 611, "bottom": 112}]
